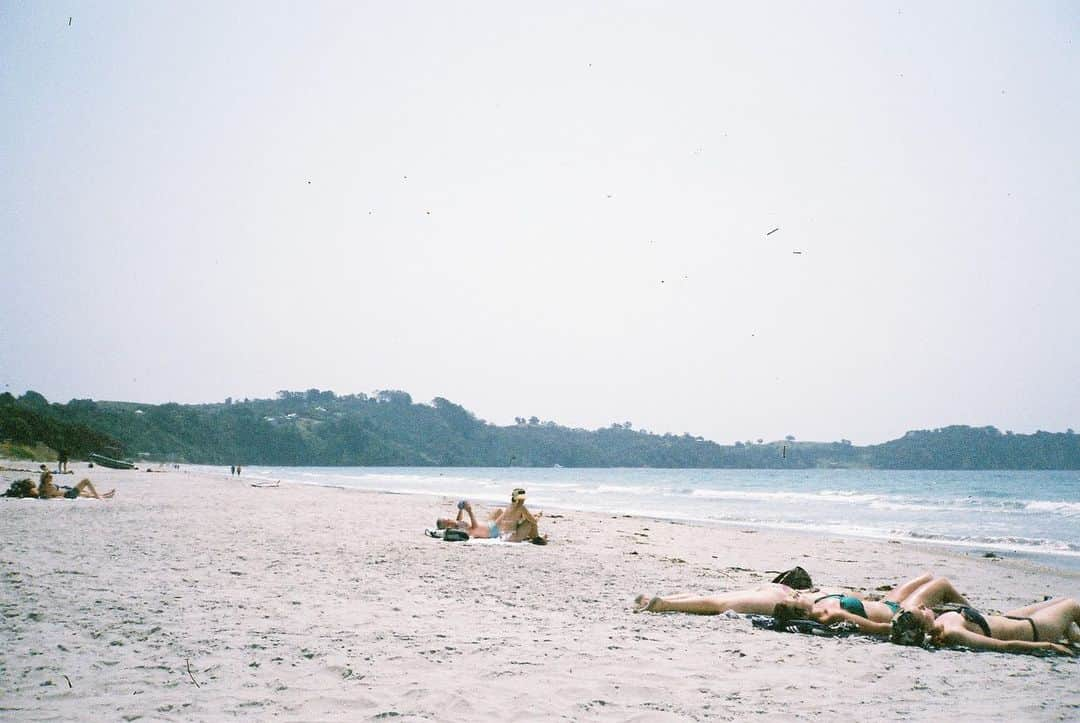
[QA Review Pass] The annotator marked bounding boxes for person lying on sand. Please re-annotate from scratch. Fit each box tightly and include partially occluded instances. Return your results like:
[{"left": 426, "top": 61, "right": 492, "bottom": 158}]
[
  {"left": 37, "top": 470, "right": 115, "bottom": 500},
  {"left": 436, "top": 491, "right": 545, "bottom": 543},
  {"left": 770, "top": 573, "right": 972, "bottom": 635},
  {"left": 633, "top": 573, "right": 964, "bottom": 621},
  {"left": 634, "top": 581, "right": 808, "bottom": 616},
  {"left": 889, "top": 596, "right": 1079, "bottom": 656}
]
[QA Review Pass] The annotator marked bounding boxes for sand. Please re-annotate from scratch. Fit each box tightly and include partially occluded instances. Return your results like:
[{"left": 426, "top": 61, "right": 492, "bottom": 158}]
[{"left": 1, "top": 463, "right": 1077, "bottom": 721}]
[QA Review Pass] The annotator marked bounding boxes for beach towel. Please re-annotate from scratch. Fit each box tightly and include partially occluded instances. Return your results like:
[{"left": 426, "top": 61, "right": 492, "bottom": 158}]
[{"left": 747, "top": 614, "right": 861, "bottom": 637}]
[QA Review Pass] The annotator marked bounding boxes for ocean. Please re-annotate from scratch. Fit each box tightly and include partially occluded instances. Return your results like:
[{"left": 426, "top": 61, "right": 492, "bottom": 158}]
[{"left": 223, "top": 465, "right": 1080, "bottom": 571}]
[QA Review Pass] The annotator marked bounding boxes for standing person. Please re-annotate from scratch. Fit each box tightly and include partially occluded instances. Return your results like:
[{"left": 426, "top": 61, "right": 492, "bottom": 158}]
[
  {"left": 58, "top": 450, "right": 69, "bottom": 473},
  {"left": 230, "top": 465, "right": 235, "bottom": 475},
  {"left": 236, "top": 465, "right": 242, "bottom": 476}
]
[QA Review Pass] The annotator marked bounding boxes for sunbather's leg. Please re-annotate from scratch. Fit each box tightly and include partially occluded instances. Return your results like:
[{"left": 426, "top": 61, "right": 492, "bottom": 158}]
[
  {"left": 1026, "top": 598, "right": 1080, "bottom": 642},
  {"left": 886, "top": 572, "right": 935, "bottom": 603},
  {"left": 633, "top": 587, "right": 796, "bottom": 615},
  {"left": 1006, "top": 597, "right": 1073, "bottom": 617},
  {"left": 505, "top": 519, "right": 539, "bottom": 541},
  {"left": 74, "top": 479, "right": 112, "bottom": 500},
  {"left": 903, "top": 576, "right": 970, "bottom": 608}
]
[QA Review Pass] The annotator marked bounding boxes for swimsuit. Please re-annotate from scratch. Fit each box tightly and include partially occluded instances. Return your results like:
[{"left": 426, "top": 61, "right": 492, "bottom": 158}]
[
  {"left": 815, "top": 594, "right": 868, "bottom": 619},
  {"left": 1004, "top": 615, "right": 1039, "bottom": 641},
  {"left": 957, "top": 606, "right": 993, "bottom": 637},
  {"left": 488, "top": 522, "right": 500, "bottom": 539},
  {"left": 883, "top": 601, "right": 901, "bottom": 614}
]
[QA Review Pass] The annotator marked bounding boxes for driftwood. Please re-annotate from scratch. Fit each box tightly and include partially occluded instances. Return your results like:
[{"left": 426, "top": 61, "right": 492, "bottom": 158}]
[{"left": 185, "top": 658, "right": 201, "bottom": 688}]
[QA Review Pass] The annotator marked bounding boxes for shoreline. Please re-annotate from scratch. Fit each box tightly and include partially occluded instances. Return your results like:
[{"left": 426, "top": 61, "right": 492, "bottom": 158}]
[
  {"left": 2, "top": 463, "right": 1077, "bottom": 719},
  {"left": 221, "top": 464, "right": 1080, "bottom": 575}
]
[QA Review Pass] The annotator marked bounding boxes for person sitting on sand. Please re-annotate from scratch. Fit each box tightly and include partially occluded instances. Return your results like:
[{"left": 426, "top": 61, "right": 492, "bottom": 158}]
[
  {"left": 436, "top": 491, "right": 545, "bottom": 543},
  {"left": 770, "top": 573, "right": 972, "bottom": 635},
  {"left": 37, "top": 470, "right": 115, "bottom": 500},
  {"left": 889, "top": 596, "right": 1079, "bottom": 656},
  {"left": 494, "top": 487, "right": 543, "bottom": 538}
]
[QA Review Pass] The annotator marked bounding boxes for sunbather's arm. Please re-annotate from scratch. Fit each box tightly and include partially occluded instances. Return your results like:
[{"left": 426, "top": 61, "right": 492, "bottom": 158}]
[
  {"left": 940, "top": 628, "right": 1075, "bottom": 656},
  {"left": 817, "top": 609, "right": 891, "bottom": 636}
]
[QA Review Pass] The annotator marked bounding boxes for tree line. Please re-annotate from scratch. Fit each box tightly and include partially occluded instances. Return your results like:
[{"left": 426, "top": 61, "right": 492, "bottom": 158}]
[{"left": 1, "top": 389, "right": 1078, "bottom": 469}]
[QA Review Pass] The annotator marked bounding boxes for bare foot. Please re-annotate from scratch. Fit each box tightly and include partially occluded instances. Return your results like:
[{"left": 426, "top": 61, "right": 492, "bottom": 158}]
[{"left": 633, "top": 594, "right": 661, "bottom": 613}]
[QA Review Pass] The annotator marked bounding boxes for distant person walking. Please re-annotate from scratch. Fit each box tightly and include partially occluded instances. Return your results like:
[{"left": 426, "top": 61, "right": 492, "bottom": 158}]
[{"left": 231, "top": 465, "right": 235, "bottom": 475}]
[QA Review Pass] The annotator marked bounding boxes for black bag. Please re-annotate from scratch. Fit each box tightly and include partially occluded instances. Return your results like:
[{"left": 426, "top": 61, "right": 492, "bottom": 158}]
[
  {"left": 3, "top": 479, "right": 36, "bottom": 498},
  {"left": 771, "top": 566, "right": 813, "bottom": 589},
  {"left": 443, "top": 529, "right": 470, "bottom": 542}
]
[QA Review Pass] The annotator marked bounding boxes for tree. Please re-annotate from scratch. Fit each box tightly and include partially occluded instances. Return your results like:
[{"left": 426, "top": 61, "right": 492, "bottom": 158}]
[
  {"left": 528, "top": 416, "right": 539, "bottom": 425},
  {"left": 785, "top": 435, "right": 795, "bottom": 442},
  {"left": 19, "top": 390, "right": 49, "bottom": 408},
  {"left": 376, "top": 390, "right": 412, "bottom": 405}
]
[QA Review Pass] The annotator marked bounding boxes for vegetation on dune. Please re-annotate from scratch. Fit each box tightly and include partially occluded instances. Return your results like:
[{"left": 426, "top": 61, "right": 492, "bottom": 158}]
[{"left": 1, "top": 389, "right": 1078, "bottom": 469}]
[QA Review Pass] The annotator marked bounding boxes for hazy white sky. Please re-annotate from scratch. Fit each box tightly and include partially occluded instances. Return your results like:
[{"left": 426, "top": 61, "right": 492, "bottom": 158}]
[{"left": 2, "top": 1, "right": 1078, "bottom": 444}]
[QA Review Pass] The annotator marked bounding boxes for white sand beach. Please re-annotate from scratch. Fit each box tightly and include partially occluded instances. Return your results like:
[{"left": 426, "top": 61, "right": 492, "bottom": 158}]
[{"left": 2, "top": 464, "right": 1077, "bottom": 721}]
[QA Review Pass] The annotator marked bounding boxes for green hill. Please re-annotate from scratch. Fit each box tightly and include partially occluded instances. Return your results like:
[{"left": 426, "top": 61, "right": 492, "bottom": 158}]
[{"left": 2, "top": 390, "right": 1077, "bottom": 469}]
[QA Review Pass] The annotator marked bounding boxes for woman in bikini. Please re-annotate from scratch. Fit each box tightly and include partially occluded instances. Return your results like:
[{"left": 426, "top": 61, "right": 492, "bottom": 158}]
[
  {"left": 776, "top": 573, "right": 972, "bottom": 635},
  {"left": 633, "top": 573, "right": 964, "bottom": 623},
  {"left": 37, "top": 470, "right": 115, "bottom": 500},
  {"left": 889, "top": 596, "right": 1079, "bottom": 655}
]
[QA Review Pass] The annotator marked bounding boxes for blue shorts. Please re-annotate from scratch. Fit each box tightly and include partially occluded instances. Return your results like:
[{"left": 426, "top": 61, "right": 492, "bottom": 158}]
[{"left": 489, "top": 523, "right": 500, "bottom": 539}]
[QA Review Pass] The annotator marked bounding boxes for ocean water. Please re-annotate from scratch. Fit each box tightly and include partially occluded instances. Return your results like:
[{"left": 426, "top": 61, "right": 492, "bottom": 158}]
[{"left": 222, "top": 466, "right": 1080, "bottom": 570}]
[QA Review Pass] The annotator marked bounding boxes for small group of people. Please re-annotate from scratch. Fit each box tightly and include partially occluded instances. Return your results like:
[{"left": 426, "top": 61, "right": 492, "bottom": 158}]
[
  {"left": 230, "top": 465, "right": 242, "bottom": 475},
  {"left": 434, "top": 487, "right": 547, "bottom": 544},
  {"left": 635, "top": 572, "right": 1080, "bottom": 656},
  {"left": 2, "top": 464, "right": 115, "bottom": 500}
]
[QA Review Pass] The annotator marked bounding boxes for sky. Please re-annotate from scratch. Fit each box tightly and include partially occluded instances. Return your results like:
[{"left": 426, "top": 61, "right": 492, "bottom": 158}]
[{"left": 2, "top": 1, "right": 1078, "bottom": 445}]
